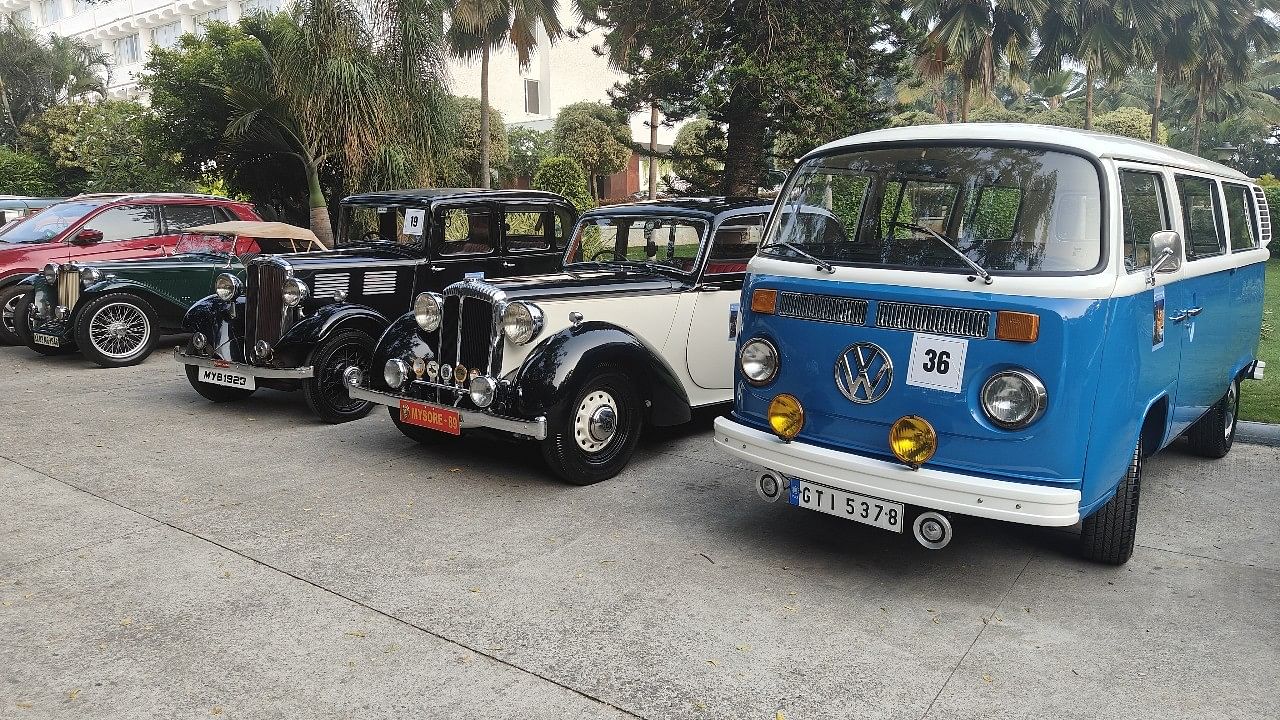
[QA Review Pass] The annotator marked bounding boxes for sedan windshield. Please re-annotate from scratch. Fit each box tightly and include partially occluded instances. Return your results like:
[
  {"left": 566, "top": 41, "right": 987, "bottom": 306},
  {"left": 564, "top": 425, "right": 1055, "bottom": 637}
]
[
  {"left": 0, "top": 200, "right": 107, "bottom": 245},
  {"left": 762, "top": 145, "right": 1103, "bottom": 274},
  {"left": 338, "top": 205, "right": 424, "bottom": 247},
  {"left": 565, "top": 215, "right": 708, "bottom": 273}
]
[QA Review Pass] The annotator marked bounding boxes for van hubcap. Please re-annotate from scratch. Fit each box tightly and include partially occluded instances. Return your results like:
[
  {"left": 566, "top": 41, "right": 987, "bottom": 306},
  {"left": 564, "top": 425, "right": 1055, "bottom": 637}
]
[{"left": 1224, "top": 383, "right": 1238, "bottom": 440}]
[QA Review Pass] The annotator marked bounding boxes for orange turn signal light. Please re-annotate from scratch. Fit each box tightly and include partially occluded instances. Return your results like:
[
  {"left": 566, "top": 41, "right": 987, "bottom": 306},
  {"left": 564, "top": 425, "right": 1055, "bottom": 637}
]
[
  {"left": 996, "top": 311, "right": 1039, "bottom": 343},
  {"left": 751, "top": 288, "right": 778, "bottom": 314}
]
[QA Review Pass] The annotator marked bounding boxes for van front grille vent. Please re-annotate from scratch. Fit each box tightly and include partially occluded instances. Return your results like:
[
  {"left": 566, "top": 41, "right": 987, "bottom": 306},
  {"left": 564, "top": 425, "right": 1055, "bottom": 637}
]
[
  {"left": 875, "top": 302, "right": 990, "bottom": 339},
  {"left": 777, "top": 292, "right": 868, "bottom": 326}
]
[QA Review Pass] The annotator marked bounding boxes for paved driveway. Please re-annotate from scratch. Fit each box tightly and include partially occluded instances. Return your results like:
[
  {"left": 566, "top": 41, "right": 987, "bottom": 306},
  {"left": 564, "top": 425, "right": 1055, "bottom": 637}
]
[{"left": 2, "top": 344, "right": 1276, "bottom": 719}]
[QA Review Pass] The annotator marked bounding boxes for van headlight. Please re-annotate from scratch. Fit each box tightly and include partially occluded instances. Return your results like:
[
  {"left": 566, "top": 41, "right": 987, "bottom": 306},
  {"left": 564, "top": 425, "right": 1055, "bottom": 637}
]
[
  {"left": 739, "top": 338, "right": 779, "bottom": 385},
  {"left": 214, "top": 273, "right": 242, "bottom": 301},
  {"left": 384, "top": 358, "right": 409, "bottom": 389},
  {"left": 42, "top": 263, "right": 59, "bottom": 284},
  {"left": 981, "top": 369, "right": 1047, "bottom": 429},
  {"left": 80, "top": 267, "right": 103, "bottom": 287},
  {"left": 282, "top": 277, "right": 308, "bottom": 307},
  {"left": 413, "top": 292, "right": 443, "bottom": 332},
  {"left": 502, "top": 301, "right": 543, "bottom": 344}
]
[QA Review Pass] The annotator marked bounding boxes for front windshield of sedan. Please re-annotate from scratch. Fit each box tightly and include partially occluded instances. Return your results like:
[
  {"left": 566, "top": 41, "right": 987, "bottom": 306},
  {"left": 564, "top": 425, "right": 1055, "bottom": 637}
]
[
  {"left": 0, "top": 200, "right": 107, "bottom": 245},
  {"left": 338, "top": 205, "right": 423, "bottom": 247},
  {"left": 565, "top": 215, "right": 708, "bottom": 273},
  {"left": 762, "top": 145, "right": 1103, "bottom": 274}
]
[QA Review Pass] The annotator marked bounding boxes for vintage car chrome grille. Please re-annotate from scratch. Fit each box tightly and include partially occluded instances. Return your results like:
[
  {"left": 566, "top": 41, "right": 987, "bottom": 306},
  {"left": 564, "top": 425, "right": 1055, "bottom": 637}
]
[
  {"left": 437, "top": 280, "right": 503, "bottom": 382},
  {"left": 875, "top": 301, "right": 990, "bottom": 339},
  {"left": 1252, "top": 186, "right": 1272, "bottom": 246},
  {"left": 362, "top": 271, "right": 397, "bottom": 295},
  {"left": 311, "top": 273, "right": 350, "bottom": 298},
  {"left": 777, "top": 291, "right": 867, "bottom": 326},
  {"left": 58, "top": 268, "right": 80, "bottom": 311},
  {"left": 246, "top": 260, "right": 287, "bottom": 354}
]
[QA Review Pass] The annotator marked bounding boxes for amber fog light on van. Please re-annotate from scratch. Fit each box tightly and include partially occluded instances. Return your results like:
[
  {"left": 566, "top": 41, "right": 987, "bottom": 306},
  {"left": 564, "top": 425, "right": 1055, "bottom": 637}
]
[
  {"left": 889, "top": 415, "right": 938, "bottom": 469},
  {"left": 739, "top": 338, "right": 779, "bottom": 385},
  {"left": 767, "top": 394, "right": 804, "bottom": 441},
  {"left": 384, "top": 358, "right": 409, "bottom": 390},
  {"left": 214, "top": 273, "right": 242, "bottom": 301},
  {"left": 502, "top": 301, "right": 544, "bottom": 345},
  {"left": 413, "top": 292, "right": 443, "bottom": 332},
  {"left": 981, "top": 369, "right": 1047, "bottom": 429},
  {"left": 282, "top": 277, "right": 308, "bottom": 307}
]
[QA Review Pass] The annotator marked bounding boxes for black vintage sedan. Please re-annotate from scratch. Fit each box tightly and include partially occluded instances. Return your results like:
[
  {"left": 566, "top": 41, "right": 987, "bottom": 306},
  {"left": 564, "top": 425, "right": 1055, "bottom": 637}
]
[{"left": 175, "top": 189, "right": 575, "bottom": 423}]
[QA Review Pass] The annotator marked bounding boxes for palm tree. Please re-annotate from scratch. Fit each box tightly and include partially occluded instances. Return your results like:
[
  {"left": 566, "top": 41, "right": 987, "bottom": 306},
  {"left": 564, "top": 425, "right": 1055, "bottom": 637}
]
[
  {"left": 1181, "top": 0, "right": 1279, "bottom": 154},
  {"left": 446, "top": 1, "right": 562, "bottom": 188},
  {"left": 0, "top": 19, "right": 109, "bottom": 147},
  {"left": 1027, "top": 69, "right": 1083, "bottom": 110}
]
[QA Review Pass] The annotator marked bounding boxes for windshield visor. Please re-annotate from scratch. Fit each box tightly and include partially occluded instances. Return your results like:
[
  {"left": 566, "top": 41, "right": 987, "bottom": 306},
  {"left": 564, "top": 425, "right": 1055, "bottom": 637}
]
[
  {"left": 0, "top": 200, "right": 108, "bottom": 245},
  {"left": 565, "top": 215, "right": 708, "bottom": 273},
  {"left": 763, "top": 145, "right": 1103, "bottom": 274}
]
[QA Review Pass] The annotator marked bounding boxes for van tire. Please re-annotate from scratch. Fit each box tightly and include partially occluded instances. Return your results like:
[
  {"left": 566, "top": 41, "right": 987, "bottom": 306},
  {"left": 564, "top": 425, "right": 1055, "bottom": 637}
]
[
  {"left": 1079, "top": 440, "right": 1141, "bottom": 565},
  {"left": 1184, "top": 379, "right": 1238, "bottom": 459}
]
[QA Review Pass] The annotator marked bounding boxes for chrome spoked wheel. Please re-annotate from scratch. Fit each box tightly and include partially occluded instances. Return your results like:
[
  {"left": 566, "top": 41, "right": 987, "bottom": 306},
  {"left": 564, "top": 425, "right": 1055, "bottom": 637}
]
[
  {"left": 573, "top": 390, "right": 619, "bottom": 454},
  {"left": 1224, "top": 381, "right": 1238, "bottom": 440},
  {"left": 2, "top": 292, "right": 19, "bottom": 335},
  {"left": 87, "top": 302, "right": 151, "bottom": 360}
]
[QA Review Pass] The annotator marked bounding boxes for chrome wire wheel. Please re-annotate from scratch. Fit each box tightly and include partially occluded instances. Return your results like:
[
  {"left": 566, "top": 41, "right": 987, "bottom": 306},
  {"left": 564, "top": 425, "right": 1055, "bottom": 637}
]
[
  {"left": 1224, "top": 381, "right": 1238, "bottom": 441},
  {"left": 573, "top": 390, "right": 619, "bottom": 454},
  {"left": 87, "top": 302, "right": 151, "bottom": 360}
]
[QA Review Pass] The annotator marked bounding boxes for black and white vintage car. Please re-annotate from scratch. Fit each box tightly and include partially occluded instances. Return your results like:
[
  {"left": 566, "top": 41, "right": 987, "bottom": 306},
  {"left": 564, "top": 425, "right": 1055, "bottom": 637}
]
[
  {"left": 346, "top": 197, "right": 776, "bottom": 483},
  {"left": 175, "top": 189, "right": 575, "bottom": 423}
]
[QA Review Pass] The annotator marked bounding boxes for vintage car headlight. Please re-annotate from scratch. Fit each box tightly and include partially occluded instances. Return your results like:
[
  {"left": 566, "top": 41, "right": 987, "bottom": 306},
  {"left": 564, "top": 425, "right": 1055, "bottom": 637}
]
[
  {"left": 501, "top": 301, "right": 543, "bottom": 345},
  {"left": 413, "top": 292, "right": 443, "bottom": 332},
  {"left": 384, "top": 358, "right": 410, "bottom": 389},
  {"left": 42, "top": 263, "right": 59, "bottom": 284},
  {"left": 282, "top": 277, "right": 309, "bottom": 307},
  {"left": 469, "top": 376, "right": 497, "bottom": 408},
  {"left": 981, "top": 369, "right": 1048, "bottom": 429},
  {"left": 80, "top": 267, "right": 103, "bottom": 287},
  {"left": 739, "top": 338, "right": 779, "bottom": 385},
  {"left": 214, "top": 273, "right": 242, "bottom": 302}
]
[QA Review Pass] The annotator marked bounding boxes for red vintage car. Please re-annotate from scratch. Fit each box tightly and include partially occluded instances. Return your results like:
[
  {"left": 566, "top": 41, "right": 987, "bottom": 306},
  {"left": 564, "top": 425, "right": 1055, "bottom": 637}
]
[{"left": 0, "top": 193, "right": 260, "bottom": 344}]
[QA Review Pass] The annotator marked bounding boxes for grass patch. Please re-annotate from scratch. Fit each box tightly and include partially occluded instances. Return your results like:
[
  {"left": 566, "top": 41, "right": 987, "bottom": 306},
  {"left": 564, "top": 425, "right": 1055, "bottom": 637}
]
[{"left": 1240, "top": 259, "right": 1279, "bottom": 423}]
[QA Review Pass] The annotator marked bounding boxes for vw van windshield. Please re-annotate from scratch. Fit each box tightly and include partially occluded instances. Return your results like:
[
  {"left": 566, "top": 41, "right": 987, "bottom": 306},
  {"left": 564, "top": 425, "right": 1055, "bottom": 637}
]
[
  {"left": 564, "top": 215, "right": 708, "bottom": 274},
  {"left": 762, "top": 145, "right": 1103, "bottom": 274}
]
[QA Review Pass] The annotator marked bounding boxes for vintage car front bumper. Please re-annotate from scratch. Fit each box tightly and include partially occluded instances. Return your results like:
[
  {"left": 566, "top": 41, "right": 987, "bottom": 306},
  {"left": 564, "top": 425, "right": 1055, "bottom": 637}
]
[
  {"left": 173, "top": 349, "right": 314, "bottom": 379},
  {"left": 714, "top": 416, "right": 1081, "bottom": 527},
  {"left": 346, "top": 380, "right": 547, "bottom": 439}
]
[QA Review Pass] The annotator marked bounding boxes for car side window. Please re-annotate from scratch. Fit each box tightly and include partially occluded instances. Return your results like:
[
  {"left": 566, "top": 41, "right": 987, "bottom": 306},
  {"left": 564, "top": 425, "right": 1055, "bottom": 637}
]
[
  {"left": 1119, "top": 170, "right": 1171, "bottom": 272},
  {"left": 1222, "top": 183, "right": 1260, "bottom": 252},
  {"left": 503, "top": 207, "right": 555, "bottom": 252},
  {"left": 1175, "top": 175, "right": 1226, "bottom": 260},
  {"left": 83, "top": 205, "right": 159, "bottom": 242},
  {"left": 706, "top": 214, "right": 765, "bottom": 275},
  {"left": 163, "top": 205, "right": 218, "bottom": 232},
  {"left": 437, "top": 207, "right": 494, "bottom": 256}
]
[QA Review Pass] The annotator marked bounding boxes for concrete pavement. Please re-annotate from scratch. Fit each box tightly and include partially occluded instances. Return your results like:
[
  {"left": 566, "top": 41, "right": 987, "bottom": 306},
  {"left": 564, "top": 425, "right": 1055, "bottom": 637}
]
[{"left": 2, "top": 343, "right": 1277, "bottom": 719}]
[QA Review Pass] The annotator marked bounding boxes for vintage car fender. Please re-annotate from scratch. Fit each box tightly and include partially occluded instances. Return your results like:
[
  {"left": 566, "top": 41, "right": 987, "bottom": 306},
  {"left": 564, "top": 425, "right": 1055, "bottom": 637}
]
[
  {"left": 76, "top": 278, "right": 186, "bottom": 317},
  {"left": 5, "top": 273, "right": 39, "bottom": 288},
  {"left": 370, "top": 312, "right": 434, "bottom": 385},
  {"left": 275, "top": 303, "right": 389, "bottom": 356},
  {"left": 513, "top": 320, "right": 691, "bottom": 428},
  {"left": 182, "top": 295, "right": 251, "bottom": 363}
]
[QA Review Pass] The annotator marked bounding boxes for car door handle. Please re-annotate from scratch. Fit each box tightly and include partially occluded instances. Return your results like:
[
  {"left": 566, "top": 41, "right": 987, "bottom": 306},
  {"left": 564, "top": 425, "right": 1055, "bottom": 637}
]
[
  {"left": 698, "top": 283, "right": 721, "bottom": 292},
  {"left": 429, "top": 265, "right": 444, "bottom": 272},
  {"left": 143, "top": 244, "right": 162, "bottom": 251},
  {"left": 501, "top": 261, "right": 516, "bottom": 268}
]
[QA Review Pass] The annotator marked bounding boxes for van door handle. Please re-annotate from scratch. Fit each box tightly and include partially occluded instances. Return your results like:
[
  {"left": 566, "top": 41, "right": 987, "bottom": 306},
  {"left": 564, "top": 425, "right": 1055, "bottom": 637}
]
[{"left": 1171, "top": 307, "right": 1202, "bottom": 323}]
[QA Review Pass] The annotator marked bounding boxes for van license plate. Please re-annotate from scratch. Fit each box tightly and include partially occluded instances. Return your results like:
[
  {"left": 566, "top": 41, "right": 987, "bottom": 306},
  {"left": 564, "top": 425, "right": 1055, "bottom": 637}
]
[
  {"left": 33, "top": 333, "right": 61, "bottom": 347},
  {"left": 789, "top": 478, "right": 904, "bottom": 533},
  {"left": 400, "top": 399, "right": 461, "bottom": 435},
  {"left": 197, "top": 367, "right": 255, "bottom": 391}
]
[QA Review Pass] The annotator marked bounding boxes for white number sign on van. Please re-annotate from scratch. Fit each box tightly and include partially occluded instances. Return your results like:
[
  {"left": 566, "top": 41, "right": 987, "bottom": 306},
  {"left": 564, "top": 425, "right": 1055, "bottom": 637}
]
[
  {"left": 402, "top": 208, "right": 426, "bottom": 236},
  {"left": 906, "top": 333, "right": 968, "bottom": 393}
]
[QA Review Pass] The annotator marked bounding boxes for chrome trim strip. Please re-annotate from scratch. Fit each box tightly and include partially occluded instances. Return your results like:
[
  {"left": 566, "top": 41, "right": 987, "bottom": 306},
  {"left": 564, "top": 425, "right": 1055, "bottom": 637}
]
[
  {"left": 173, "top": 348, "right": 314, "bottom": 378},
  {"left": 347, "top": 383, "right": 547, "bottom": 439}
]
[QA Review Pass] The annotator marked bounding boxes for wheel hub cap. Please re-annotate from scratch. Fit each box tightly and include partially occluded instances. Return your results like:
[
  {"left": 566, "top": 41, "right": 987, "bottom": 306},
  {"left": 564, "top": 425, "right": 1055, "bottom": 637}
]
[
  {"left": 1225, "top": 384, "right": 1238, "bottom": 440},
  {"left": 574, "top": 390, "right": 618, "bottom": 453}
]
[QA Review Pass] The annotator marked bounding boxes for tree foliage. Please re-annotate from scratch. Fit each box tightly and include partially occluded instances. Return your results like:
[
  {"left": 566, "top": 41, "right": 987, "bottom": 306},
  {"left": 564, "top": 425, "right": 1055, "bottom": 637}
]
[
  {"left": 507, "top": 125, "right": 552, "bottom": 181},
  {"left": 669, "top": 118, "right": 724, "bottom": 194},
  {"left": 439, "top": 95, "right": 510, "bottom": 186},
  {"left": 1094, "top": 106, "right": 1169, "bottom": 143},
  {"left": 552, "top": 101, "right": 631, "bottom": 198},
  {"left": 0, "top": 19, "right": 109, "bottom": 148},
  {"left": 532, "top": 155, "right": 594, "bottom": 210},
  {"left": 0, "top": 147, "right": 54, "bottom": 195}
]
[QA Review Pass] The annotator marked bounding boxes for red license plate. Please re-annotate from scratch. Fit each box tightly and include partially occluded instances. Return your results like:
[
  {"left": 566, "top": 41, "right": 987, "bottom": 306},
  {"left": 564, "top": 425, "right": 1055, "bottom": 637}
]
[{"left": 399, "top": 400, "right": 461, "bottom": 435}]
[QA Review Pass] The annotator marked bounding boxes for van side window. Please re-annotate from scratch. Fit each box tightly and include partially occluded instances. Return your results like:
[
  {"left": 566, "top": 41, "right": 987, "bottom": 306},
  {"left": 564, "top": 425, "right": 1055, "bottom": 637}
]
[
  {"left": 1119, "top": 170, "right": 1170, "bottom": 271},
  {"left": 1222, "top": 183, "right": 1259, "bottom": 251},
  {"left": 1175, "top": 176, "right": 1225, "bottom": 260}
]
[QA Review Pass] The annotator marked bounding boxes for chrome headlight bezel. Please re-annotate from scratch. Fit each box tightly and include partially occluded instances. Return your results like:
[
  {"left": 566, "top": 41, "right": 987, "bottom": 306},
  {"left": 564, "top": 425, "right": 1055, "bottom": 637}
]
[
  {"left": 501, "top": 301, "right": 544, "bottom": 345},
  {"left": 469, "top": 375, "right": 498, "bottom": 408},
  {"left": 282, "top": 277, "right": 309, "bottom": 307},
  {"left": 80, "top": 267, "right": 103, "bottom": 287},
  {"left": 214, "top": 273, "right": 242, "bottom": 302},
  {"left": 384, "top": 358, "right": 409, "bottom": 390},
  {"left": 739, "top": 337, "right": 779, "bottom": 386},
  {"left": 413, "top": 292, "right": 444, "bottom": 332},
  {"left": 42, "top": 263, "right": 59, "bottom": 284},
  {"left": 980, "top": 369, "right": 1048, "bottom": 429}
]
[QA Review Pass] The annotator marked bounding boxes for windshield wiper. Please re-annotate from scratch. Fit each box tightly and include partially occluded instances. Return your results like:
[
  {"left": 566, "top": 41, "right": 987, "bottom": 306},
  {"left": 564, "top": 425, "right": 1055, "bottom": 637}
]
[
  {"left": 769, "top": 241, "right": 835, "bottom": 274},
  {"left": 902, "top": 223, "right": 993, "bottom": 285}
]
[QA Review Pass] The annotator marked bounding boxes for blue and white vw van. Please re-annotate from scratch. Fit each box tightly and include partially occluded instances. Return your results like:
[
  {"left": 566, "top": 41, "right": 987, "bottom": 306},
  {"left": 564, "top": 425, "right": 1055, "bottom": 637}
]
[{"left": 714, "top": 124, "right": 1270, "bottom": 565}]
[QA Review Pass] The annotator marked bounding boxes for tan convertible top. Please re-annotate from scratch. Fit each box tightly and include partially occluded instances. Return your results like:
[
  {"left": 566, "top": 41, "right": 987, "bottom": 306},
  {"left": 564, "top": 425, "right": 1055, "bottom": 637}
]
[{"left": 184, "top": 221, "right": 327, "bottom": 250}]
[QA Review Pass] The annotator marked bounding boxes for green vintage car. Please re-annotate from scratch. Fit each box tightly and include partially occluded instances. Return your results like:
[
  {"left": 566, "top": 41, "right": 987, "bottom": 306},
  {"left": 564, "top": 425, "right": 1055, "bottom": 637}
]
[{"left": 16, "top": 221, "right": 323, "bottom": 367}]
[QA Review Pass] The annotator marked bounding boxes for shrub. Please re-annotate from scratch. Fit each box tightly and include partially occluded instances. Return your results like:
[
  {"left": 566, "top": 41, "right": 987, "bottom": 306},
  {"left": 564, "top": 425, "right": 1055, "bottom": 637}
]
[
  {"left": 966, "top": 104, "right": 1024, "bottom": 124},
  {"left": 532, "top": 155, "right": 595, "bottom": 211},
  {"left": 0, "top": 148, "right": 55, "bottom": 195},
  {"left": 1026, "top": 108, "right": 1084, "bottom": 129},
  {"left": 1094, "top": 107, "right": 1168, "bottom": 144},
  {"left": 670, "top": 118, "right": 725, "bottom": 194},
  {"left": 552, "top": 102, "right": 632, "bottom": 198},
  {"left": 889, "top": 110, "right": 942, "bottom": 127},
  {"left": 507, "top": 126, "right": 552, "bottom": 181}
]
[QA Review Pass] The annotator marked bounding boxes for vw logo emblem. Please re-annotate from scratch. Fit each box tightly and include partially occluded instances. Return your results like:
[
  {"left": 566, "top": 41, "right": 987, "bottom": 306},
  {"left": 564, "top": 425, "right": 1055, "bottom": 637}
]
[{"left": 835, "top": 342, "right": 893, "bottom": 404}]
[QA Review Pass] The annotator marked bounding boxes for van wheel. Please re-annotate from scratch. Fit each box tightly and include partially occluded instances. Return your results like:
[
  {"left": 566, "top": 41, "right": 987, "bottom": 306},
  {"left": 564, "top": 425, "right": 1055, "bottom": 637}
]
[
  {"left": 1079, "top": 440, "right": 1141, "bottom": 565},
  {"left": 388, "top": 406, "right": 459, "bottom": 444},
  {"left": 74, "top": 293, "right": 158, "bottom": 368},
  {"left": 14, "top": 292, "right": 76, "bottom": 356},
  {"left": 185, "top": 364, "right": 256, "bottom": 402},
  {"left": 540, "top": 366, "right": 642, "bottom": 485},
  {"left": 303, "top": 329, "right": 375, "bottom": 423},
  {"left": 1184, "top": 379, "right": 1239, "bottom": 459},
  {"left": 0, "top": 284, "right": 31, "bottom": 345}
]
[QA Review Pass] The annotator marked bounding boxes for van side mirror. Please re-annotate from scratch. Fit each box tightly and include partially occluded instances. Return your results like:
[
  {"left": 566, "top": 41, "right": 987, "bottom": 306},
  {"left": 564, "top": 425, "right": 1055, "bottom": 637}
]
[
  {"left": 72, "top": 228, "right": 104, "bottom": 245},
  {"left": 1147, "top": 231, "right": 1181, "bottom": 285}
]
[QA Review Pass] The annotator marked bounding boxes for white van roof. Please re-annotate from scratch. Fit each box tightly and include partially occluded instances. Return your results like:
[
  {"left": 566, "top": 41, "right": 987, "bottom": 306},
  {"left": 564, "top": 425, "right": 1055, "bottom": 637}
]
[{"left": 807, "top": 123, "right": 1250, "bottom": 181}]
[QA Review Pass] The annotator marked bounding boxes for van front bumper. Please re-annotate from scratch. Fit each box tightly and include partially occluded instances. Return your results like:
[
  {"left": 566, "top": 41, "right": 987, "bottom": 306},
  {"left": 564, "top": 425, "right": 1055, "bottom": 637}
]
[{"left": 713, "top": 417, "right": 1081, "bottom": 527}]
